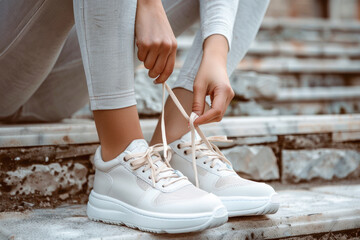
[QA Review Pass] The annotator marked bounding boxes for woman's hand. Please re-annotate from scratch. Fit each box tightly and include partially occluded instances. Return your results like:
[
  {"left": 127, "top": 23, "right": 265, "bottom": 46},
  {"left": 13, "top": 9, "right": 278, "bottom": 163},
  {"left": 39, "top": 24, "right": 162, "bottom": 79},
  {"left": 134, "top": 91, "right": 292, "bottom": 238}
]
[
  {"left": 192, "top": 34, "right": 235, "bottom": 125},
  {"left": 135, "top": 0, "right": 177, "bottom": 83}
]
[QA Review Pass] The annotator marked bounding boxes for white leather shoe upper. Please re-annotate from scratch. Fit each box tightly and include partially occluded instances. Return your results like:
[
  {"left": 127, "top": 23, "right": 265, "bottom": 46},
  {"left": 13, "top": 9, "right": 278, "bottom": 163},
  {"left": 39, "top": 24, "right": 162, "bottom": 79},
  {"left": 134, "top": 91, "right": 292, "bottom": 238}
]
[
  {"left": 169, "top": 131, "right": 277, "bottom": 198},
  {"left": 92, "top": 139, "right": 225, "bottom": 214}
]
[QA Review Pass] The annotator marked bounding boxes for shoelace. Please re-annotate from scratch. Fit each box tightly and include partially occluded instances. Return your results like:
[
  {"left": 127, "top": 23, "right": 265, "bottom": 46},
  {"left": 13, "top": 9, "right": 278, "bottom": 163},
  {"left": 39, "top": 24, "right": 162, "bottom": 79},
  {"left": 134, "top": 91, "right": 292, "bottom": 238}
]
[
  {"left": 178, "top": 136, "right": 233, "bottom": 170},
  {"left": 161, "top": 83, "right": 233, "bottom": 187},
  {"left": 124, "top": 143, "right": 186, "bottom": 188},
  {"left": 124, "top": 82, "right": 233, "bottom": 188}
]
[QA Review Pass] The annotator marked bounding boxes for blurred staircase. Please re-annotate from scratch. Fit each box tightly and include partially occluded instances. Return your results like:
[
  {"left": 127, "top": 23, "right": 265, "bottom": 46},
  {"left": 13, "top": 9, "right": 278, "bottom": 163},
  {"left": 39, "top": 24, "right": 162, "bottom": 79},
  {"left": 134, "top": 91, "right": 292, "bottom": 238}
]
[{"left": 1, "top": 18, "right": 360, "bottom": 239}]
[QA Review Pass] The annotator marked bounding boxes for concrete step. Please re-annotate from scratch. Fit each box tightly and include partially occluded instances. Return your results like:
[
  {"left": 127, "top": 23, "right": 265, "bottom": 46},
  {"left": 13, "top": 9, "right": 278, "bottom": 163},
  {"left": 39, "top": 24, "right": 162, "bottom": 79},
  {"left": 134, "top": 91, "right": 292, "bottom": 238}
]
[{"left": 1, "top": 182, "right": 360, "bottom": 240}]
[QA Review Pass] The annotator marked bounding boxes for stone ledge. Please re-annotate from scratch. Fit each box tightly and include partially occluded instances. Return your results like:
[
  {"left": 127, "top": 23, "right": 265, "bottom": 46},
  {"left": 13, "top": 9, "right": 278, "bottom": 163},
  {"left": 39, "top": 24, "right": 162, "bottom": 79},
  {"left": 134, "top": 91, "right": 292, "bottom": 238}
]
[
  {"left": 1, "top": 114, "right": 360, "bottom": 148},
  {"left": 177, "top": 37, "right": 360, "bottom": 58},
  {"left": 1, "top": 183, "right": 359, "bottom": 240},
  {"left": 237, "top": 58, "right": 360, "bottom": 74},
  {"left": 261, "top": 18, "right": 360, "bottom": 31}
]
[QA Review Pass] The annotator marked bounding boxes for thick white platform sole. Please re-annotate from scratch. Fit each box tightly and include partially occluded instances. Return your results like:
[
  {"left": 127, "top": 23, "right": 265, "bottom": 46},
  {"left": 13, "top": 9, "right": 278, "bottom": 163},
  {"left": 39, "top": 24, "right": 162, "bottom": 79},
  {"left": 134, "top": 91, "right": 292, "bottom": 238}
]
[
  {"left": 220, "top": 193, "right": 280, "bottom": 217},
  {"left": 87, "top": 190, "right": 228, "bottom": 234}
]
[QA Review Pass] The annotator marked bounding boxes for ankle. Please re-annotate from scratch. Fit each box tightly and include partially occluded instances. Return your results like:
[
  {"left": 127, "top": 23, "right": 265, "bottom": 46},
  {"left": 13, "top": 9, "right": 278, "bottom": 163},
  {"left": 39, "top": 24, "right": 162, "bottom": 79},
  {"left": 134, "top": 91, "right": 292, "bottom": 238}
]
[{"left": 100, "top": 143, "right": 129, "bottom": 161}]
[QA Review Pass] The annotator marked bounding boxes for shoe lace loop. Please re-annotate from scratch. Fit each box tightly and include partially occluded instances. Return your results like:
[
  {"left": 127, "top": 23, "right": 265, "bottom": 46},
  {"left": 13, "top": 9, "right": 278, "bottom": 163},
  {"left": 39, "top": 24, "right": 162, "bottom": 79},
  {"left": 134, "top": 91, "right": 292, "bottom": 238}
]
[{"left": 161, "top": 83, "right": 233, "bottom": 187}]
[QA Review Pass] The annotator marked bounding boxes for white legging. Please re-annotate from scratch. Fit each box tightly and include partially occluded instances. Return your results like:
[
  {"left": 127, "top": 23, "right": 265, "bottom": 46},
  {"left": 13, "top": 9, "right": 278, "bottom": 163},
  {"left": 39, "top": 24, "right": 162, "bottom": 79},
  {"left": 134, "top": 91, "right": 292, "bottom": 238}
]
[
  {"left": 0, "top": 0, "right": 268, "bottom": 122},
  {"left": 74, "top": 0, "right": 269, "bottom": 110}
]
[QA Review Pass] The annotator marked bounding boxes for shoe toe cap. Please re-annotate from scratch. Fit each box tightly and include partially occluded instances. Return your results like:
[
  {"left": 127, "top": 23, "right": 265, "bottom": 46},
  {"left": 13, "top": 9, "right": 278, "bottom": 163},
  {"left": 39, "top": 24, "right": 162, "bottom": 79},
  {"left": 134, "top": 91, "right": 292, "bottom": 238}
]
[{"left": 216, "top": 181, "right": 276, "bottom": 198}]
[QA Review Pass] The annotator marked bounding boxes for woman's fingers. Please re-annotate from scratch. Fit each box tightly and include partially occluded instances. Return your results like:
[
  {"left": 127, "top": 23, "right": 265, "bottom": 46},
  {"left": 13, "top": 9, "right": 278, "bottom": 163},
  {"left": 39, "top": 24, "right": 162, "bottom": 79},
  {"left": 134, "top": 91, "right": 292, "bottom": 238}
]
[
  {"left": 144, "top": 48, "right": 159, "bottom": 70},
  {"left": 149, "top": 44, "right": 171, "bottom": 78},
  {"left": 192, "top": 82, "right": 207, "bottom": 117},
  {"left": 194, "top": 85, "right": 234, "bottom": 125},
  {"left": 194, "top": 94, "right": 226, "bottom": 125},
  {"left": 136, "top": 40, "right": 149, "bottom": 62},
  {"left": 139, "top": 38, "right": 176, "bottom": 80},
  {"left": 154, "top": 50, "right": 176, "bottom": 83}
]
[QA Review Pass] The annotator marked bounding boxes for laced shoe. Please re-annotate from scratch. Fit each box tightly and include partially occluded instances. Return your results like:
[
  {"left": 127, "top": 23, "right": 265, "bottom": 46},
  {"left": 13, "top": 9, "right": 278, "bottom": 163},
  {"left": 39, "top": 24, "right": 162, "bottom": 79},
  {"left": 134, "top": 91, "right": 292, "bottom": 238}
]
[
  {"left": 161, "top": 83, "right": 279, "bottom": 217},
  {"left": 169, "top": 131, "right": 280, "bottom": 217},
  {"left": 87, "top": 139, "right": 228, "bottom": 233}
]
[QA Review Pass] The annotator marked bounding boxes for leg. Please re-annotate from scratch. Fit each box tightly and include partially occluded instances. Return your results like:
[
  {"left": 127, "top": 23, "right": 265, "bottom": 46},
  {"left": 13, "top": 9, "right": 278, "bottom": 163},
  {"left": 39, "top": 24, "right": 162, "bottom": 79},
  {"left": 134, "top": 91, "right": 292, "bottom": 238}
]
[
  {"left": 4, "top": 28, "right": 89, "bottom": 123},
  {"left": 0, "top": 0, "right": 75, "bottom": 119},
  {"left": 151, "top": 0, "right": 270, "bottom": 144},
  {"left": 74, "top": 0, "right": 141, "bottom": 161}
]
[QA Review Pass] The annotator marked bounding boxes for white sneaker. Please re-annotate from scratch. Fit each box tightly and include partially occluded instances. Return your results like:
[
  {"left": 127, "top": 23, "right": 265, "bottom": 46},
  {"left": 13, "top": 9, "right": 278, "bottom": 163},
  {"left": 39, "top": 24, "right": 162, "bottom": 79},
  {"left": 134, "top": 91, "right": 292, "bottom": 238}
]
[
  {"left": 169, "top": 131, "right": 280, "bottom": 217},
  {"left": 87, "top": 139, "right": 228, "bottom": 233}
]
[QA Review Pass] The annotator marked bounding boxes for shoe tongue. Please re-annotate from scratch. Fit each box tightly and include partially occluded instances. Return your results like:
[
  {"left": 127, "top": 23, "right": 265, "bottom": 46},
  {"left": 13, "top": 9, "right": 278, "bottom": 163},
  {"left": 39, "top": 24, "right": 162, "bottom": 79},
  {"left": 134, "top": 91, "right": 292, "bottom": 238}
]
[
  {"left": 180, "top": 131, "right": 201, "bottom": 142},
  {"left": 125, "top": 139, "right": 149, "bottom": 154}
]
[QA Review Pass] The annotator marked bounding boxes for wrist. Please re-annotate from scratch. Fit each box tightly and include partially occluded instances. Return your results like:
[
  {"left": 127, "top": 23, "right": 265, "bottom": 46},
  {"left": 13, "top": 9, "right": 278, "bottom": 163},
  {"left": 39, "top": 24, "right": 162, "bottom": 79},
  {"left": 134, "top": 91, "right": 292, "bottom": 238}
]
[
  {"left": 138, "top": 0, "right": 162, "bottom": 7},
  {"left": 202, "top": 34, "right": 228, "bottom": 67}
]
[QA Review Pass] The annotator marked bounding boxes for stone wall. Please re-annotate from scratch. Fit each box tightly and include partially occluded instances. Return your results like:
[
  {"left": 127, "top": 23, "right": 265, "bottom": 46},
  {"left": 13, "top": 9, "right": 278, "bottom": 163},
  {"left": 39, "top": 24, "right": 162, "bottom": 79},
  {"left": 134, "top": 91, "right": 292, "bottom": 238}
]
[
  {"left": 1, "top": 131, "right": 359, "bottom": 211},
  {"left": 0, "top": 145, "right": 97, "bottom": 211}
]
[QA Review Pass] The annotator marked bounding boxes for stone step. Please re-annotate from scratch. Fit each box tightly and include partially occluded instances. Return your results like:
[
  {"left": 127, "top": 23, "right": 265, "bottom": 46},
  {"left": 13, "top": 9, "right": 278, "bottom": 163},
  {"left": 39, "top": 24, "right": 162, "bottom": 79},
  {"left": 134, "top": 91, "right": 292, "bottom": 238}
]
[
  {"left": 1, "top": 115, "right": 359, "bottom": 210},
  {"left": 1, "top": 114, "right": 360, "bottom": 148},
  {"left": 261, "top": 18, "right": 360, "bottom": 32},
  {"left": 1, "top": 115, "right": 359, "bottom": 211},
  {"left": 132, "top": 70, "right": 360, "bottom": 116},
  {"left": 228, "top": 99, "right": 360, "bottom": 116},
  {"left": 1, "top": 182, "right": 359, "bottom": 240},
  {"left": 177, "top": 37, "right": 360, "bottom": 58},
  {"left": 276, "top": 86, "right": 360, "bottom": 101},
  {"left": 256, "top": 18, "right": 360, "bottom": 45},
  {"left": 179, "top": 18, "right": 360, "bottom": 45},
  {"left": 236, "top": 57, "right": 360, "bottom": 74}
]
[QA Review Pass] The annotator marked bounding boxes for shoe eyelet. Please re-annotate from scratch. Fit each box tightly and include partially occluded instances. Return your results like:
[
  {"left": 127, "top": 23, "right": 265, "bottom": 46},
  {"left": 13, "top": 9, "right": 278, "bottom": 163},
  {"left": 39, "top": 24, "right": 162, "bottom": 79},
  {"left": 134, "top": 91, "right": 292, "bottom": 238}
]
[
  {"left": 203, "top": 161, "right": 206, "bottom": 164},
  {"left": 148, "top": 176, "right": 151, "bottom": 179},
  {"left": 130, "top": 163, "right": 133, "bottom": 167},
  {"left": 195, "top": 156, "right": 198, "bottom": 160},
  {"left": 162, "top": 185, "right": 165, "bottom": 188},
  {"left": 142, "top": 169, "right": 145, "bottom": 173},
  {"left": 210, "top": 166, "right": 213, "bottom": 168},
  {"left": 183, "top": 150, "right": 187, "bottom": 155},
  {"left": 177, "top": 144, "right": 181, "bottom": 149},
  {"left": 123, "top": 157, "right": 127, "bottom": 162}
]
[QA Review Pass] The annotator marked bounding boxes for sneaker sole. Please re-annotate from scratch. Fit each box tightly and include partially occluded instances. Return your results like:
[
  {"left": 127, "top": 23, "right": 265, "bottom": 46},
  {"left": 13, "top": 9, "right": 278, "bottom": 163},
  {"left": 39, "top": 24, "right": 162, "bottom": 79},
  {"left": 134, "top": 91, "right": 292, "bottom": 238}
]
[
  {"left": 87, "top": 190, "right": 228, "bottom": 233},
  {"left": 220, "top": 193, "right": 280, "bottom": 217}
]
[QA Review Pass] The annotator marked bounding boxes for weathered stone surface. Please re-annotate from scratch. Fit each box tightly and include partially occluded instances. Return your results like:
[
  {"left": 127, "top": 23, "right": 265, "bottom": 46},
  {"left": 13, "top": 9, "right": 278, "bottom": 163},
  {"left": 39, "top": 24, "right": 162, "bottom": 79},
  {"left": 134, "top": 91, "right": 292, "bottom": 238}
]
[
  {"left": 2, "top": 183, "right": 360, "bottom": 239},
  {"left": 3, "top": 162, "right": 88, "bottom": 196},
  {"left": 134, "top": 69, "right": 177, "bottom": 115},
  {"left": 215, "top": 135, "right": 278, "bottom": 148},
  {"left": 222, "top": 146, "right": 279, "bottom": 180},
  {"left": 333, "top": 131, "right": 360, "bottom": 142},
  {"left": 282, "top": 149, "right": 360, "bottom": 183},
  {"left": 281, "top": 134, "right": 331, "bottom": 150},
  {"left": 134, "top": 69, "right": 280, "bottom": 115},
  {"left": 227, "top": 100, "right": 360, "bottom": 116},
  {"left": 2, "top": 115, "right": 360, "bottom": 148},
  {"left": 230, "top": 71, "right": 280, "bottom": 100},
  {"left": 227, "top": 100, "right": 280, "bottom": 116}
]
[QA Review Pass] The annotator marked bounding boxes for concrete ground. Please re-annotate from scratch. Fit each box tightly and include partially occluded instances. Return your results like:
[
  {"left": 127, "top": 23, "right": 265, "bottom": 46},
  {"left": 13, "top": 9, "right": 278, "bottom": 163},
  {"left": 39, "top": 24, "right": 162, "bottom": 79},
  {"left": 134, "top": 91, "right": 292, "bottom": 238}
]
[{"left": 1, "top": 182, "right": 360, "bottom": 240}]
